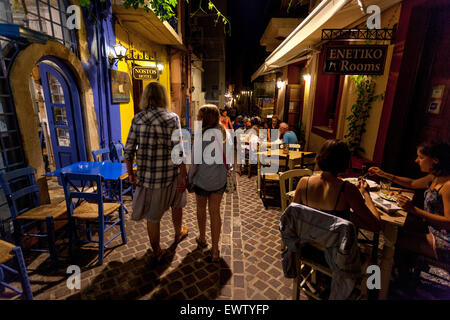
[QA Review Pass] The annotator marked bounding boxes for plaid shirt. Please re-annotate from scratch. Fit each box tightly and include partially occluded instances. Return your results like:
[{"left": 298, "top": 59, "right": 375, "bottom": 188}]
[{"left": 124, "top": 108, "right": 183, "bottom": 189}]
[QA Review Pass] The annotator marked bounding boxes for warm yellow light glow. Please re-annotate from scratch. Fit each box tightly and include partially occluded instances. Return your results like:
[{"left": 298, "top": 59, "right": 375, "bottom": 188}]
[
  {"left": 149, "top": 61, "right": 156, "bottom": 68},
  {"left": 303, "top": 74, "right": 311, "bottom": 82},
  {"left": 276, "top": 80, "right": 284, "bottom": 89},
  {"left": 157, "top": 63, "right": 164, "bottom": 71}
]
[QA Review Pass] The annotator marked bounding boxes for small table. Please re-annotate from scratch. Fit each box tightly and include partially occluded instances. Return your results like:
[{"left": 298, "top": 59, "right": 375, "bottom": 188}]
[
  {"left": 44, "top": 161, "right": 128, "bottom": 180},
  {"left": 44, "top": 161, "right": 129, "bottom": 211},
  {"left": 256, "top": 149, "right": 315, "bottom": 193}
]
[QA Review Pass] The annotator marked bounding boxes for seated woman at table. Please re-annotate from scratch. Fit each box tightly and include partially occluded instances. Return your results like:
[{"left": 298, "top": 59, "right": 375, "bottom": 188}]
[
  {"left": 293, "top": 139, "right": 381, "bottom": 232},
  {"left": 368, "top": 141, "right": 450, "bottom": 264}
]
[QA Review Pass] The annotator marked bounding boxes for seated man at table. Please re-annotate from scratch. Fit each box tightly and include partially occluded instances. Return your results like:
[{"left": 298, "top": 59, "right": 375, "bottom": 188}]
[
  {"left": 124, "top": 82, "right": 189, "bottom": 263},
  {"left": 279, "top": 122, "right": 298, "bottom": 147},
  {"left": 292, "top": 139, "right": 381, "bottom": 233}
]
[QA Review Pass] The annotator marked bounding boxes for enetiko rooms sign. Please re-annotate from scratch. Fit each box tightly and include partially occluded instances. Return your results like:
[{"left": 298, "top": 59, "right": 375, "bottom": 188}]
[
  {"left": 133, "top": 66, "right": 158, "bottom": 80},
  {"left": 323, "top": 45, "right": 387, "bottom": 75}
]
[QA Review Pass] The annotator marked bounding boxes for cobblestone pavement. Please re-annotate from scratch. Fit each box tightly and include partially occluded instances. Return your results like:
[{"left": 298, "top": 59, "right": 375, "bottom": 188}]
[
  {"left": 1, "top": 175, "right": 296, "bottom": 300},
  {"left": 2, "top": 175, "right": 449, "bottom": 300}
]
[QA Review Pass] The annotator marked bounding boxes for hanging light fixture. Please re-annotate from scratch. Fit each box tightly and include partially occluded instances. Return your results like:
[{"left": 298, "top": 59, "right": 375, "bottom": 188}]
[{"left": 113, "top": 42, "right": 127, "bottom": 59}]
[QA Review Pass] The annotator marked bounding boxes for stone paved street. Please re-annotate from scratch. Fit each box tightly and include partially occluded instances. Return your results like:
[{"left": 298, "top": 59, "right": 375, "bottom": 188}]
[
  {"left": 2, "top": 174, "right": 449, "bottom": 300},
  {"left": 1, "top": 174, "right": 297, "bottom": 300}
]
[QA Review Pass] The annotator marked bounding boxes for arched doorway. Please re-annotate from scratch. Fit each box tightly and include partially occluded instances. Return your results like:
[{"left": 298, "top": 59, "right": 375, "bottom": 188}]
[{"left": 32, "top": 58, "right": 87, "bottom": 171}]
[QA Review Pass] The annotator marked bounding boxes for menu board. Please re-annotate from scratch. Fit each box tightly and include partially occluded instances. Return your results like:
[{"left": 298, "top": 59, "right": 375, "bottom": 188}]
[{"left": 111, "top": 69, "right": 131, "bottom": 103}]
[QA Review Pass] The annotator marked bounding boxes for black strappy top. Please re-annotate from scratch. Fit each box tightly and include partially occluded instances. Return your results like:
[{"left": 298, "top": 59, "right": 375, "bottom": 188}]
[{"left": 303, "top": 176, "right": 351, "bottom": 221}]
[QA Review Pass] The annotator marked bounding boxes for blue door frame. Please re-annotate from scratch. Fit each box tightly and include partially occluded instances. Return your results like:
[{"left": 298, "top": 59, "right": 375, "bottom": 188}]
[{"left": 38, "top": 59, "right": 87, "bottom": 169}]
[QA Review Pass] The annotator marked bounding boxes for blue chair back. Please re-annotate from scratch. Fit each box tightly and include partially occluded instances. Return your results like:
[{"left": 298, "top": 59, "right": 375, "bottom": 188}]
[
  {"left": 0, "top": 167, "right": 41, "bottom": 221},
  {"left": 91, "top": 147, "right": 111, "bottom": 163},
  {"left": 60, "top": 172, "right": 104, "bottom": 216},
  {"left": 111, "top": 142, "right": 125, "bottom": 163}
]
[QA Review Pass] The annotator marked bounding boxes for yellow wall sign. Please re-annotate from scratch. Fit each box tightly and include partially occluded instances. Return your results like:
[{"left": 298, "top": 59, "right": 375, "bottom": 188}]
[{"left": 133, "top": 66, "right": 158, "bottom": 80}]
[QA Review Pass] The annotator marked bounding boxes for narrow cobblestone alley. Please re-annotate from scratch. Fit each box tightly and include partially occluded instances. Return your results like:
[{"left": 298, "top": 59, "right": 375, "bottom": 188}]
[{"left": 8, "top": 175, "right": 296, "bottom": 300}]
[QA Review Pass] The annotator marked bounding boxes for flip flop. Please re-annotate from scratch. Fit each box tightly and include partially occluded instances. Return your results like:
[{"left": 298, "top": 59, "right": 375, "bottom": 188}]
[
  {"left": 196, "top": 237, "right": 208, "bottom": 249},
  {"left": 175, "top": 225, "right": 189, "bottom": 244}
]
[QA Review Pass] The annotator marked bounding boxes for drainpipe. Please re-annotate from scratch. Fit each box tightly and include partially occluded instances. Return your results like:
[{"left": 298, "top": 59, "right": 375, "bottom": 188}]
[
  {"left": 93, "top": 0, "right": 105, "bottom": 148},
  {"left": 99, "top": 1, "right": 112, "bottom": 149}
]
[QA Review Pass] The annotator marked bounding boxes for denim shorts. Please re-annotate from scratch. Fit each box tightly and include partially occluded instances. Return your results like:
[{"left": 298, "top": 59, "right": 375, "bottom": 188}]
[{"left": 194, "top": 184, "right": 226, "bottom": 197}]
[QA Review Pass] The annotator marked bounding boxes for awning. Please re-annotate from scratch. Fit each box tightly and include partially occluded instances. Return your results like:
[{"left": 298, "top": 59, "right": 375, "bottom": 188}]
[
  {"left": 112, "top": 4, "right": 183, "bottom": 48},
  {"left": 0, "top": 23, "right": 51, "bottom": 43},
  {"left": 251, "top": 0, "right": 401, "bottom": 81}
]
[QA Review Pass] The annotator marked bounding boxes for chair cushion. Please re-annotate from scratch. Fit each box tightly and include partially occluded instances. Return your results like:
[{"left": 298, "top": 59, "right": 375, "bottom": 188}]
[
  {"left": 17, "top": 201, "right": 67, "bottom": 220},
  {"left": 0, "top": 240, "right": 15, "bottom": 265},
  {"left": 263, "top": 173, "right": 280, "bottom": 181},
  {"left": 73, "top": 202, "right": 121, "bottom": 219}
]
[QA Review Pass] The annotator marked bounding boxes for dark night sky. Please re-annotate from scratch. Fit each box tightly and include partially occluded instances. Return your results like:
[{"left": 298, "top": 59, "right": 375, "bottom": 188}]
[{"left": 226, "top": 0, "right": 272, "bottom": 91}]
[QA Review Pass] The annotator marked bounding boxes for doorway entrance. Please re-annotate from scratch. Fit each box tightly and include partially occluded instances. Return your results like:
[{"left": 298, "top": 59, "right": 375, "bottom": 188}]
[{"left": 29, "top": 59, "right": 87, "bottom": 173}]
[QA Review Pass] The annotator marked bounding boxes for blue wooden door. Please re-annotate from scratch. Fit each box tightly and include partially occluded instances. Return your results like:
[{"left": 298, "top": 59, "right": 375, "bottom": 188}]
[{"left": 39, "top": 62, "right": 84, "bottom": 169}]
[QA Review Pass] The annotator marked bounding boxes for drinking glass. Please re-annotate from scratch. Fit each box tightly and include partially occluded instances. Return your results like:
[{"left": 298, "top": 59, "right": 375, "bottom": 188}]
[{"left": 380, "top": 179, "right": 391, "bottom": 196}]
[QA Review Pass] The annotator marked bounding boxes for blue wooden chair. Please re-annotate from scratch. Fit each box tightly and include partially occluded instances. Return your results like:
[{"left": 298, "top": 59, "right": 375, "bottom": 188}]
[
  {"left": 91, "top": 147, "right": 111, "bottom": 163},
  {"left": 60, "top": 172, "right": 127, "bottom": 265},
  {"left": 110, "top": 142, "right": 134, "bottom": 198},
  {"left": 0, "top": 167, "right": 67, "bottom": 265},
  {"left": 0, "top": 240, "right": 33, "bottom": 300}
]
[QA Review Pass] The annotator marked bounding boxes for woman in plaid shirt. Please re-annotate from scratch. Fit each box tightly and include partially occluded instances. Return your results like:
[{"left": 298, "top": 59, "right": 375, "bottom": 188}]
[{"left": 124, "top": 82, "right": 189, "bottom": 263}]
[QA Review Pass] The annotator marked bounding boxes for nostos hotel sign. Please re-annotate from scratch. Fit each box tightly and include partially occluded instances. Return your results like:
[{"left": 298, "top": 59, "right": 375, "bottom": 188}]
[
  {"left": 323, "top": 45, "right": 388, "bottom": 75},
  {"left": 133, "top": 66, "right": 158, "bottom": 80}
]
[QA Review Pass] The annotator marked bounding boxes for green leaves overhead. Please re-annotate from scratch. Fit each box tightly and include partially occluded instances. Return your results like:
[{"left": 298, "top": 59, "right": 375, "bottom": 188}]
[
  {"left": 344, "top": 75, "right": 383, "bottom": 157},
  {"left": 78, "top": 0, "right": 231, "bottom": 35}
]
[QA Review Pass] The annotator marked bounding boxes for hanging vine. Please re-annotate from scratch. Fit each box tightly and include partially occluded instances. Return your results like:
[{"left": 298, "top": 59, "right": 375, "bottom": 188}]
[{"left": 344, "top": 75, "right": 383, "bottom": 156}]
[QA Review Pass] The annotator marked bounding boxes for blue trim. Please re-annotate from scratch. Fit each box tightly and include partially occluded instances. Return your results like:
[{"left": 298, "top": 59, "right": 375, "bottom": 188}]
[{"left": 39, "top": 56, "right": 88, "bottom": 163}]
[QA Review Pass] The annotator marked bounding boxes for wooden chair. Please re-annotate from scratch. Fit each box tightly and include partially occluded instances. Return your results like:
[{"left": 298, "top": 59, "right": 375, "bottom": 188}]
[
  {"left": 0, "top": 240, "right": 33, "bottom": 300},
  {"left": 110, "top": 142, "right": 134, "bottom": 198},
  {"left": 91, "top": 147, "right": 111, "bottom": 162},
  {"left": 288, "top": 144, "right": 301, "bottom": 151},
  {"left": 288, "top": 219, "right": 375, "bottom": 301},
  {"left": 279, "top": 169, "right": 313, "bottom": 212},
  {"left": 260, "top": 152, "right": 290, "bottom": 209},
  {"left": 295, "top": 152, "right": 317, "bottom": 171},
  {"left": 0, "top": 167, "right": 67, "bottom": 264},
  {"left": 279, "top": 169, "right": 312, "bottom": 250},
  {"left": 61, "top": 172, "right": 127, "bottom": 265}
]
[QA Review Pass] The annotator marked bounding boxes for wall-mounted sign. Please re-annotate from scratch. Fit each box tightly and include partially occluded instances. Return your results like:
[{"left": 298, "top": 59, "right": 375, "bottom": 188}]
[
  {"left": 428, "top": 85, "right": 445, "bottom": 115},
  {"left": 110, "top": 69, "right": 130, "bottom": 103},
  {"left": 323, "top": 45, "right": 388, "bottom": 75},
  {"left": 133, "top": 66, "right": 158, "bottom": 80}
]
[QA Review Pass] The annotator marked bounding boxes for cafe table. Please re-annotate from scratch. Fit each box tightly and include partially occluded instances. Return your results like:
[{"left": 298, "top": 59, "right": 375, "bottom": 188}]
[
  {"left": 286, "top": 184, "right": 413, "bottom": 300},
  {"left": 256, "top": 148, "right": 315, "bottom": 193},
  {"left": 44, "top": 161, "right": 129, "bottom": 211}
]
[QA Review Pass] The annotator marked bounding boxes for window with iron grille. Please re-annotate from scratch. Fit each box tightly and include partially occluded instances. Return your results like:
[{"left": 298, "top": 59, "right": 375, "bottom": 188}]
[
  {"left": 0, "top": 0, "right": 79, "bottom": 55},
  {"left": 0, "top": 0, "right": 79, "bottom": 237}
]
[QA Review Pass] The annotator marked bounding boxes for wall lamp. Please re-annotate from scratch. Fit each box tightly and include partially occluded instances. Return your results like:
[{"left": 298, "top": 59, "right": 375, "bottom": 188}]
[
  {"left": 108, "top": 43, "right": 164, "bottom": 73},
  {"left": 108, "top": 42, "right": 128, "bottom": 66}
]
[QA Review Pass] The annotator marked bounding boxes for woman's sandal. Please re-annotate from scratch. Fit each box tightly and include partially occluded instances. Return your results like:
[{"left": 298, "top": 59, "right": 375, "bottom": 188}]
[
  {"left": 205, "top": 250, "right": 220, "bottom": 263},
  {"left": 175, "top": 226, "right": 189, "bottom": 244},
  {"left": 196, "top": 238, "right": 208, "bottom": 249}
]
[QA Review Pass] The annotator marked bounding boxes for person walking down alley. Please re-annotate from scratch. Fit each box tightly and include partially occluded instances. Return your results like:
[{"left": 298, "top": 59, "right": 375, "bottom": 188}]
[
  {"left": 220, "top": 109, "right": 233, "bottom": 130},
  {"left": 124, "top": 82, "right": 189, "bottom": 263},
  {"left": 188, "top": 105, "right": 228, "bottom": 263}
]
